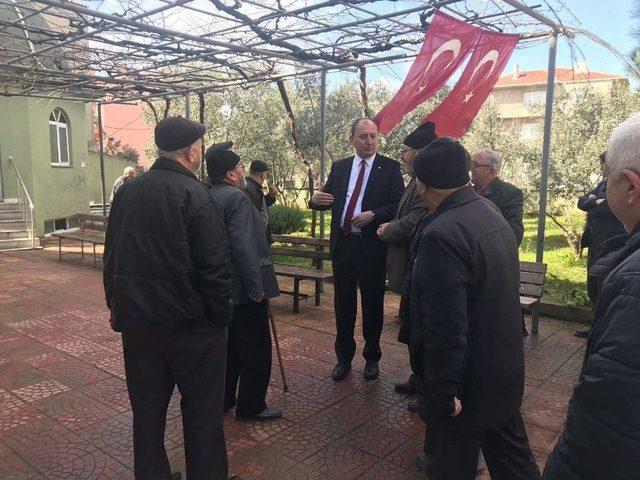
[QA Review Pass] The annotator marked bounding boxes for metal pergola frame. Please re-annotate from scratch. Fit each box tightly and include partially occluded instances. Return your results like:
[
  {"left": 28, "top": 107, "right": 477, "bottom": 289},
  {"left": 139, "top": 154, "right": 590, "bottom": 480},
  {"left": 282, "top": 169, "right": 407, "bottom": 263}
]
[{"left": 1, "top": 0, "right": 574, "bottom": 332}]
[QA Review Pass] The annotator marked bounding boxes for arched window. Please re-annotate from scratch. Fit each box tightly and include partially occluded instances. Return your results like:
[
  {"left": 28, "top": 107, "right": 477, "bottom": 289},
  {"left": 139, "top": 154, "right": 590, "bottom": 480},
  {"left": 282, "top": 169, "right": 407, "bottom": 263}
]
[{"left": 49, "top": 108, "right": 70, "bottom": 165}]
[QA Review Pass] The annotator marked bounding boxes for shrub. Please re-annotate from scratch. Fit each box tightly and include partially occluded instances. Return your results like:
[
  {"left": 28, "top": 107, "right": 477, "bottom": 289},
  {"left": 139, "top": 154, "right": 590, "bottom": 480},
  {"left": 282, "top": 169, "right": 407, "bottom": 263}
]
[{"left": 269, "top": 205, "right": 306, "bottom": 234}]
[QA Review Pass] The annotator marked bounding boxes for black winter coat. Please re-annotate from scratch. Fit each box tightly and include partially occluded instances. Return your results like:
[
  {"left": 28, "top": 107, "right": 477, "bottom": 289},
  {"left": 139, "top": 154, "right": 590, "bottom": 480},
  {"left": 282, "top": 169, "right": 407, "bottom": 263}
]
[
  {"left": 414, "top": 186, "right": 524, "bottom": 430},
  {"left": 578, "top": 178, "right": 626, "bottom": 259},
  {"left": 481, "top": 177, "right": 525, "bottom": 246},
  {"left": 543, "top": 222, "right": 640, "bottom": 480},
  {"left": 104, "top": 157, "right": 233, "bottom": 334}
]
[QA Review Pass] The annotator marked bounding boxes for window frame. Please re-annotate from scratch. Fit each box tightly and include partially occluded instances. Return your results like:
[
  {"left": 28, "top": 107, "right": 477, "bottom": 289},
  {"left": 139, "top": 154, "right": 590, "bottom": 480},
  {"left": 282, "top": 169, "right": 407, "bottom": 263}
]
[
  {"left": 49, "top": 108, "right": 71, "bottom": 166},
  {"left": 522, "top": 91, "right": 546, "bottom": 108}
]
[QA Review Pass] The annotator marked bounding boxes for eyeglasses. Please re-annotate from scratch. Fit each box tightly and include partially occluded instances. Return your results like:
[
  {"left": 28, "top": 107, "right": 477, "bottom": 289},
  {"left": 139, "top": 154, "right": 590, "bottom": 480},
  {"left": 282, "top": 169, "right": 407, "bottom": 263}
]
[
  {"left": 400, "top": 147, "right": 416, "bottom": 154},
  {"left": 471, "top": 162, "right": 493, "bottom": 169}
]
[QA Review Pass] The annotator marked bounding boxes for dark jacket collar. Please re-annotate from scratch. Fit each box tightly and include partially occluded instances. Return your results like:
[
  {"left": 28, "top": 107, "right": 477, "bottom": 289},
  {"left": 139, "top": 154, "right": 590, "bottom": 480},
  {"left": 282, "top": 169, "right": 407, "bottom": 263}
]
[
  {"left": 151, "top": 156, "right": 198, "bottom": 180},
  {"left": 590, "top": 221, "right": 640, "bottom": 280},
  {"left": 432, "top": 185, "right": 480, "bottom": 218},
  {"left": 481, "top": 176, "right": 501, "bottom": 196},
  {"left": 246, "top": 177, "right": 263, "bottom": 190}
]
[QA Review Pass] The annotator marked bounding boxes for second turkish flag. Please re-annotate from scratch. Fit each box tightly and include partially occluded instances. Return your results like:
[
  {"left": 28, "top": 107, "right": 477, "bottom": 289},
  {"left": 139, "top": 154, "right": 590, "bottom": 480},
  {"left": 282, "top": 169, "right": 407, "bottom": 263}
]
[
  {"left": 423, "top": 30, "right": 519, "bottom": 138},
  {"left": 374, "top": 12, "right": 482, "bottom": 135}
]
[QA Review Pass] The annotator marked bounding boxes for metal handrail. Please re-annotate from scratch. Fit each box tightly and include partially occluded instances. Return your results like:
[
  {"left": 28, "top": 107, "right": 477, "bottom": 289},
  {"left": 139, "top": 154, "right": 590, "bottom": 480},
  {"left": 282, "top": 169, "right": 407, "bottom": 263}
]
[{"left": 7, "top": 156, "right": 36, "bottom": 247}]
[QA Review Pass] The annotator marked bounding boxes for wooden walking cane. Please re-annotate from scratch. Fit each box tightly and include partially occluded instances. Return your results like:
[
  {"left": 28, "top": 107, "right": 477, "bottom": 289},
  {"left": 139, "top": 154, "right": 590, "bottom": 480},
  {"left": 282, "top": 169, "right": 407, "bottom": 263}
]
[{"left": 267, "top": 302, "right": 289, "bottom": 392}]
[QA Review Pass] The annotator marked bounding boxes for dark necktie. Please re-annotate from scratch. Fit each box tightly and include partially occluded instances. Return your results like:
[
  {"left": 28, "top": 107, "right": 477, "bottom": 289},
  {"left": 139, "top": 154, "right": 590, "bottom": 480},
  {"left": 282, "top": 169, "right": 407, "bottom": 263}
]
[{"left": 343, "top": 160, "right": 366, "bottom": 235}]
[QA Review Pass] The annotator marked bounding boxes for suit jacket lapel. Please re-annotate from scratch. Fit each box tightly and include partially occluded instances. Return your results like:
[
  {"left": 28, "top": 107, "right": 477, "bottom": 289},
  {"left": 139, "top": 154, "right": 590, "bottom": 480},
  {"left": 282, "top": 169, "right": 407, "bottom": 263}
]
[{"left": 335, "top": 156, "right": 355, "bottom": 221}]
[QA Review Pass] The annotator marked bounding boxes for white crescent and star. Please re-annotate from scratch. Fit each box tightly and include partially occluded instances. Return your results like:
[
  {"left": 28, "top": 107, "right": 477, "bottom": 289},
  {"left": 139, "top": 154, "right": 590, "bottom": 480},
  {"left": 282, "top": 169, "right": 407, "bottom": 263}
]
[
  {"left": 462, "top": 50, "right": 500, "bottom": 103},
  {"left": 417, "top": 39, "right": 462, "bottom": 93}
]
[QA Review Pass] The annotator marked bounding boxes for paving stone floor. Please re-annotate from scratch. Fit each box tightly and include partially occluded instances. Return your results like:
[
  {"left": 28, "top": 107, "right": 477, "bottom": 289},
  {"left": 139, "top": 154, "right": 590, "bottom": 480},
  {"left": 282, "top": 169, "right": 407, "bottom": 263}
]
[{"left": 0, "top": 246, "right": 586, "bottom": 479}]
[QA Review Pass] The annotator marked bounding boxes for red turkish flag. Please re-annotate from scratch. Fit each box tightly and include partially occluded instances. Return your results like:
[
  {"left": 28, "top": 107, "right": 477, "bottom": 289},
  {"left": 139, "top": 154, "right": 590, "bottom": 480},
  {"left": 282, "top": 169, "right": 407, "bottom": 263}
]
[
  {"left": 374, "top": 12, "right": 482, "bottom": 135},
  {"left": 423, "top": 30, "right": 519, "bottom": 138}
]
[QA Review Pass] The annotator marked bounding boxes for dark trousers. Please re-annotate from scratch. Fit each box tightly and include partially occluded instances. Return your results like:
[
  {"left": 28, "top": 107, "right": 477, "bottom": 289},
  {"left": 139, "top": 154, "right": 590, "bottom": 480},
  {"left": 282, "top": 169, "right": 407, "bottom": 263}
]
[
  {"left": 424, "top": 412, "right": 540, "bottom": 480},
  {"left": 122, "top": 329, "right": 228, "bottom": 480},
  {"left": 224, "top": 300, "right": 272, "bottom": 417},
  {"left": 332, "top": 234, "right": 386, "bottom": 364}
]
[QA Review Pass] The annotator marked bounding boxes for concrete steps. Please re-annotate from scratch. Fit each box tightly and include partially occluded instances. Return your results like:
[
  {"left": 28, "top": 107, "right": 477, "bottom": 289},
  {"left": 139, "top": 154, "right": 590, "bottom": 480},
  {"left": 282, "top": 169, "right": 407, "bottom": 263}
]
[
  {"left": 0, "top": 238, "right": 38, "bottom": 250},
  {"left": 0, "top": 210, "right": 22, "bottom": 221},
  {"left": 0, "top": 202, "right": 39, "bottom": 251}
]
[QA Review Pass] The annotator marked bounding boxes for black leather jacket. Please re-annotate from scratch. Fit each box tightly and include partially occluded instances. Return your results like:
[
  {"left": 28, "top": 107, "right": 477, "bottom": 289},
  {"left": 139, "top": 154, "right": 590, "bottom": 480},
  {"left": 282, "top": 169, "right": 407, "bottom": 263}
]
[{"left": 104, "top": 157, "right": 233, "bottom": 334}]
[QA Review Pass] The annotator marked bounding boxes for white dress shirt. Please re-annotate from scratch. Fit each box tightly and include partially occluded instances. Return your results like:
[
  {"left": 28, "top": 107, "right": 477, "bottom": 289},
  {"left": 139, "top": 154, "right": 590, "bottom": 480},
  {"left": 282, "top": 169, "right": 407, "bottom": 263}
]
[{"left": 340, "top": 154, "right": 375, "bottom": 233}]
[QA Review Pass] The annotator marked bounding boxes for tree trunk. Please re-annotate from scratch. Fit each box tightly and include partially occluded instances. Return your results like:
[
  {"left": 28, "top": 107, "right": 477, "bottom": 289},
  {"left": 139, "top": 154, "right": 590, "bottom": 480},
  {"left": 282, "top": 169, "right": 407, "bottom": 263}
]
[
  {"left": 358, "top": 66, "right": 371, "bottom": 118},
  {"left": 143, "top": 99, "right": 160, "bottom": 124},
  {"left": 547, "top": 212, "right": 582, "bottom": 257},
  {"left": 276, "top": 79, "right": 317, "bottom": 237}
]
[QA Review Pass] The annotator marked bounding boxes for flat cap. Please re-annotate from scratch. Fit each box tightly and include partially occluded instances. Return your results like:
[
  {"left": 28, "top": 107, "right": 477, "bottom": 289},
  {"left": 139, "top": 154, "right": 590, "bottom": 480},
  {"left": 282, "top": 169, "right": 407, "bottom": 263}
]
[
  {"left": 404, "top": 122, "right": 437, "bottom": 149},
  {"left": 154, "top": 116, "right": 206, "bottom": 152},
  {"left": 250, "top": 160, "right": 269, "bottom": 173},
  {"left": 205, "top": 142, "right": 241, "bottom": 178},
  {"left": 414, "top": 137, "right": 470, "bottom": 189}
]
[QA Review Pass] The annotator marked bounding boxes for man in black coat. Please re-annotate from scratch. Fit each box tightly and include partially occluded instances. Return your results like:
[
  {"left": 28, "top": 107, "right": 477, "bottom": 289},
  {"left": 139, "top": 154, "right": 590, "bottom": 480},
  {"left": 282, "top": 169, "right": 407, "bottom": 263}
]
[
  {"left": 574, "top": 151, "right": 626, "bottom": 338},
  {"left": 471, "top": 149, "right": 524, "bottom": 245},
  {"left": 104, "top": 117, "right": 233, "bottom": 480},
  {"left": 310, "top": 118, "right": 405, "bottom": 381},
  {"left": 412, "top": 138, "right": 540, "bottom": 480},
  {"left": 543, "top": 112, "right": 640, "bottom": 480},
  {"left": 204, "top": 143, "right": 282, "bottom": 421}
]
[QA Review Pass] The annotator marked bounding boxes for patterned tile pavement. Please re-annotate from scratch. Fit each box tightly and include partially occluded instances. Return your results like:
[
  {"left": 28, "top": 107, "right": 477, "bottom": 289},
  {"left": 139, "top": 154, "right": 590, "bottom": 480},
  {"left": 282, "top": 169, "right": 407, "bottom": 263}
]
[{"left": 0, "top": 247, "right": 587, "bottom": 479}]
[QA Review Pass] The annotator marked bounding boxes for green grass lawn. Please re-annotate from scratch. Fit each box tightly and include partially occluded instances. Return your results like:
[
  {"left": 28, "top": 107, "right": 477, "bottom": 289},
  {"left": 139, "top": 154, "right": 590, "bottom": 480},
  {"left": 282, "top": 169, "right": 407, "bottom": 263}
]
[
  {"left": 520, "top": 215, "right": 588, "bottom": 307},
  {"left": 273, "top": 211, "right": 589, "bottom": 307}
]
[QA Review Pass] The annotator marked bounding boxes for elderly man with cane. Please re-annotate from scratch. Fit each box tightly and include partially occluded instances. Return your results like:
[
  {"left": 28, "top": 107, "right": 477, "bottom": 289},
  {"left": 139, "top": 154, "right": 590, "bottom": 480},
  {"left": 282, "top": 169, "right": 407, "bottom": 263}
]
[{"left": 205, "top": 141, "right": 283, "bottom": 421}]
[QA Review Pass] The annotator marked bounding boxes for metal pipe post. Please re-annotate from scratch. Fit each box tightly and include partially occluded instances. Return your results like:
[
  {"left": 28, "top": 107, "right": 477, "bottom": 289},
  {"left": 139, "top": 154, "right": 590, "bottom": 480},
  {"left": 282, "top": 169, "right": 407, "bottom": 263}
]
[
  {"left": 532, "top": 34, "right": 558, "bottom": 334},
  {"left": 319, "top": 70, "right": 327, "bottom": 240},
  {"left": 98, "top": 103, "right": 107, "bottom": 216},
  {"left": 0, "top": 145, "right": 4, "bottom": 202},
  {"left": 185, "top": 93, "right": 190, "bottom": 119}
]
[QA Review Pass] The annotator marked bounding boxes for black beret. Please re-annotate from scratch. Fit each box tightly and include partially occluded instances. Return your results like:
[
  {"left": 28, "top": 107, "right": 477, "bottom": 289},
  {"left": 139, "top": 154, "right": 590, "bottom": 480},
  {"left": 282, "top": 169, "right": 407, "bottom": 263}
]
[
  {"left": 414, "top": 137, "right": 470, "bottom": 189},
  {"left": 404, "top": 121, "right": 437, "bottom": 149},
  {"left": 250, "top": 160, "right": 269, "bottom": 173},
  {"left": 154, "top": 116, "right": 206, "bottom": 151},
  {"left": 205, "top": 142, "right": 241, "bottom": 178},
  {"left": 209, "top": 141, "right": 233, "bottom": 152}
]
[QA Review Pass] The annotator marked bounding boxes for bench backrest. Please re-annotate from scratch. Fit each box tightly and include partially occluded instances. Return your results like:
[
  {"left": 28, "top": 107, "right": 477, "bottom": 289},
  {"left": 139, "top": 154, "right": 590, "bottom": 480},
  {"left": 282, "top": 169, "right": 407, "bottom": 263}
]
[
  {"left": 271, "top": 234, "right": 331, "bottom": 263},
  {"left": 71, "top": 213, "right": 108, "bottom": 233},
  {"left": 519, "top": 261, "right": 547, "bottom": 299}
]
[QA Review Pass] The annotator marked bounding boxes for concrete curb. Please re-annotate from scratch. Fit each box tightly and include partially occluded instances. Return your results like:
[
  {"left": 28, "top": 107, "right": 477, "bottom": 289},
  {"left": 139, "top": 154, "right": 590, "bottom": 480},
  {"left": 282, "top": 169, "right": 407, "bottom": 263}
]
[{"left": 539, "top": 301, "right": 592, "bottom": 324}]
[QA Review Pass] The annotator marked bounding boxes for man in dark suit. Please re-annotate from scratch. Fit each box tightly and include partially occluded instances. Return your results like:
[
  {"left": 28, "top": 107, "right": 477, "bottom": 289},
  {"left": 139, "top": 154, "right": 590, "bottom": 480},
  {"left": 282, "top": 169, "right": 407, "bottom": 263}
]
[
  {"left": 471, "top": 148, "right": 528, "bottom": 336},
  {"left": 310, "top": 118, "right": 404, "bottom": 381},
  {"left": 471, "top": 149, "right": 524, "bottom": 246}
]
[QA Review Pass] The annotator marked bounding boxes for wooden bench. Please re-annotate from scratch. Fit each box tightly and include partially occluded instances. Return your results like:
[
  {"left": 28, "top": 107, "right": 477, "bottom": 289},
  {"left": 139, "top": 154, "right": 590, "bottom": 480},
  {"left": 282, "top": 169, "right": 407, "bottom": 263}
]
[
  {"left": 520, "top": 261, "right": 547, "bottom": 334},
  {"left": 271, "top": 234, "right": 333, "bottom": 313},
  {"left": 51, "top": 213, "right": 107, "bottom": 268}
]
